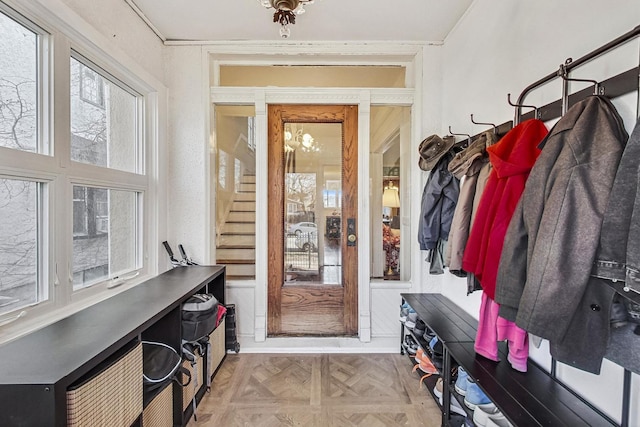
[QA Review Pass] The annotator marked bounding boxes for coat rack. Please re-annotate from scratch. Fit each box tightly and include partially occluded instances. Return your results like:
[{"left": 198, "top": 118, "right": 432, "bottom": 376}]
[
  {"left": 499, "top": 25, "right": 640, "bottom": 427},
  {"left": 470, "top": 114, "right": 497, "bottom": 133},
  {"left": 453, "top": 26, "right": 640, "bottom": 150},
  {"left": 449, "top": 25, "right": 640, "bottom": 427},
  {"left": 506, "top": 94, "right": 538, "bottom": 125},
  {"left": 515, "top": 25, "right": 640, "bottom": 123},
  {"left": 448, "top": 125, "right": 471, "bottom": 148}
]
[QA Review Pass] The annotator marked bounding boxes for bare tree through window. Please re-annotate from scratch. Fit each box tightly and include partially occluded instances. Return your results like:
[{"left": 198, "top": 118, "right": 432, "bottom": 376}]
[
  {"left": 0, "top": 12, "right": 40, "bottom": 314},
  {"left": 0, "top": 78, "right": 36, "bottom": 151}
]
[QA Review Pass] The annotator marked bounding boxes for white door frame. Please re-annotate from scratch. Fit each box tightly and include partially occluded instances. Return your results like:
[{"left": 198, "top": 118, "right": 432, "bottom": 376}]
[{"left": 204, "top": 42, "right": 424, "bottom": 343}]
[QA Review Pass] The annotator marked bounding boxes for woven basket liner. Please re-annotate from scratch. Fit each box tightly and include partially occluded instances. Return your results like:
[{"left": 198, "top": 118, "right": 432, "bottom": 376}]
[
  {"left": 67, "top": 343, "right": 143, "bottom": 427},
  {"left": 209, "top": 317, "right": 226, "bottom": 377},
  {"left": 142, "top": 384, "right": 173, "bottom": 427},
  {"left": 182, "top": 354, "right": 204, "bottom": 410}
]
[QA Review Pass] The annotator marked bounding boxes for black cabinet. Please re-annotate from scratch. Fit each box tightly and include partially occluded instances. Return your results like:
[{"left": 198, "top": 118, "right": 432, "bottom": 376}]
[
  {"left": 0, "top": 265, "right": 226, "bottom": 427},
  {"left": 401, "top": 293, "right": 617, "bottom": 427}
]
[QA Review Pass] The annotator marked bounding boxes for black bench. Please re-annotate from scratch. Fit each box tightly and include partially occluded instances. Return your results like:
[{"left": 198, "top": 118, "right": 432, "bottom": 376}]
[{"left": 401, "top": 293, "right": 617, "bottom": 427}]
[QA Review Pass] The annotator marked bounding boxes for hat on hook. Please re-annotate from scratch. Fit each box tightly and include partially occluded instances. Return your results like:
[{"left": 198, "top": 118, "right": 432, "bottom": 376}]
[
  {"left": 448, "top": 131, "right": 496, "bottom": 179},
  {"left": 418, "top": 134, "right": 455, "bottom": 171}
]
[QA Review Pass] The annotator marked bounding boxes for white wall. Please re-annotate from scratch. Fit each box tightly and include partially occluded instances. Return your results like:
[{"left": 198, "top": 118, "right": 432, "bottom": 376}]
[
  {"left": 163, "top": 46, "right": 208, "bottom": 263},
  {"left": 60, "top": 0, "right": 164, "bottom": 84},
  {"left": 440, "top": 0, "right": 640, "bottom": 423}
]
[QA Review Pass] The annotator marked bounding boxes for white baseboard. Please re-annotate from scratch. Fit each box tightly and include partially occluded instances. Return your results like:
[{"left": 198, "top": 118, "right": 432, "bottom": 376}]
[{"left": 235, "top": 335, "right": 400, "bottom": 353}]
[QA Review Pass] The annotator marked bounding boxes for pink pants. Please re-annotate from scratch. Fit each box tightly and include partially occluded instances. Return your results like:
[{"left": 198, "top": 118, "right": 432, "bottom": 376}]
[{"left": 474, "top": 291, "right": 529, "bottom": 372}]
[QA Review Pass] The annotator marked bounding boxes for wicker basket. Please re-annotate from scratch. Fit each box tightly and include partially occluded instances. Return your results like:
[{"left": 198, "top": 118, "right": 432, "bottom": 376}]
[
  {"left": 67, "top": 343, "right": 143, "bottom": 427},
  {"left": 142, "top": 384, "right": 173, "bottom": 427},
  {"left": 182, "top": 354, "right": 204, "bottom": 410},
  {"left": 209, "top": 317, "right": 226, "bottom": 376}
]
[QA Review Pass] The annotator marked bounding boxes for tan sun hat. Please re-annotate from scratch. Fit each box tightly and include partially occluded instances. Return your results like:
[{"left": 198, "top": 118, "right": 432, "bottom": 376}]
[{"left": 418, "top": 134, "right": 455, "bottom": 171}]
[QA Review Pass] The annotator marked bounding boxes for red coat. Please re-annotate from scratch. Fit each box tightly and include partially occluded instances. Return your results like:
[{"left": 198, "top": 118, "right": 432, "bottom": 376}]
[{"left": 462, "top": 119, "right": 548, "bottom": 299}]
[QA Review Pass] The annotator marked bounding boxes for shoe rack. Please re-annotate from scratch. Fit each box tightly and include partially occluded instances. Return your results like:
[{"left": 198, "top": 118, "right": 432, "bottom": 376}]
[{"left": 400, "top": 293, "right": 618, "bottom": 427}]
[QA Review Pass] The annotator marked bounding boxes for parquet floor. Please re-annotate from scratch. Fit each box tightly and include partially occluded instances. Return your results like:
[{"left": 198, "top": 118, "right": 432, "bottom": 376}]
[{"left": 188, "top": 353, "right": 442, "bottom": 427}]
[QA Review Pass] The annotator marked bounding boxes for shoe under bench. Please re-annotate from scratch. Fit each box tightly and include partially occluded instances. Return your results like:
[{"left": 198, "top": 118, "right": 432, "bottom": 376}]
[{"left": 401, "top": 293, "right": 618, "bottom": 427}]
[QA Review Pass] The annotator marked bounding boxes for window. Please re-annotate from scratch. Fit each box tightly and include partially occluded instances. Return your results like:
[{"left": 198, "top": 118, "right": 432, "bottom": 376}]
[
  {"left": 0, "top": 178, "right": 45, "bottom": 315},
  {"left": 213, "top": 105, "right": 256, "bottom": 279},
  {"left": 247, "top": 117, "right": 256, "bottom": 152},
  {"left": 370, "top": 106, "right": 411, "bottom": 281},
  {"left": 0, "top": 4, "right": 154, "bottom": 331},
  {"left": 72, "top": 186, "right": 108, "bottom": 237},
  {"left": 72, "top": 186, "right": 140, "bottom": 290},
  {"left": 218, "top": 150, "right": 228, "bottom": 189},
  {"left": 70, "top": 55, "right": 140, "bottom": 174},
  {"left": 0, "top": 11, "right": 38, "bottom": 153},
  {"left": 234, "top": 158, "right": 242, "bottom": 193},
  {"left": 79, "top": 65, "right": 105, "bottom": 108}
]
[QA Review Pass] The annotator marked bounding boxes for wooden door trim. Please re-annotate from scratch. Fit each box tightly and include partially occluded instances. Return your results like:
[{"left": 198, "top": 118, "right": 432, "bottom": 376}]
[
  {"left": 267, "top": 104, "right": 358, "bottom": 336},
  {"left": 342, "top": 105, "right": 358, "bottom": 334}
]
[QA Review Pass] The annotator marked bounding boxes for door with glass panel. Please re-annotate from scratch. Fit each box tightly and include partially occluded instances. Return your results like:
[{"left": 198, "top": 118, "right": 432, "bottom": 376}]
[{"left": 268, "top": 105, "right": 358, "bottom": 336}]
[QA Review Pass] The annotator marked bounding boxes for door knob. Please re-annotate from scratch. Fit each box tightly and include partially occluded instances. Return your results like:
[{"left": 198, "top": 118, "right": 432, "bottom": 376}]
[{"left": 347, "top": 218, "right": 356, "bottom": 246}]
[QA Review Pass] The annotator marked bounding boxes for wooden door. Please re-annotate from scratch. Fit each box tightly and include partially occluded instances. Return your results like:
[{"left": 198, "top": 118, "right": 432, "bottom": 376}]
[{"left": 268, "top": 104, "right": 358, "bottom": 336}]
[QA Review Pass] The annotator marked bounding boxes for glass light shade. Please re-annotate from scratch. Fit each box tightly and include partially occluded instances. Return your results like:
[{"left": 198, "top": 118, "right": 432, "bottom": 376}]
[
  {"left": 302, "top": 133, "right": 314, "bottom": 147},
  {"left": 382, "top": 186, "right": 400, "bottom": 208},
  {"left": 279, "top": 25, "right": 291, "bottom": 38}
]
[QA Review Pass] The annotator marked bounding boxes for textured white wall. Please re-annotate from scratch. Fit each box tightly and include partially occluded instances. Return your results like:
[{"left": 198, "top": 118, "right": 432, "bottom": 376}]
[
  {"left": 441, "top": 0, "right": 640, "bottom": 136},
  {"left": 60, "top": 0, "right": 164, "bottom": 84},
  {"left": 439, "top": 0, "right": 640, "bottom": 423},
  {"left": 163, "top": 46, "right": 208, "bottom": 262}
]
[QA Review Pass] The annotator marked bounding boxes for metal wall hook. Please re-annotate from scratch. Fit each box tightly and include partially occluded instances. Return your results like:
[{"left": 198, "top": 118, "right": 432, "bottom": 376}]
[
  {"left": 470, "top": 114, "right": 497, "bottom": 133},
  {"left": 448, "top": 126, "right": 471, "bottom": 147},
  {"left": 507, "top": 93, "right": 539, "bottom": 124},
  {"left": 558, "top": 61, "right": 600, "bottom": 95}
]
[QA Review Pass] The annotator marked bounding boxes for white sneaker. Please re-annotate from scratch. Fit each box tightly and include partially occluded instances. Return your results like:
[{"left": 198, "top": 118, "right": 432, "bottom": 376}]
[
  {"left": 405, "top": 312, "right": 418, "bottom": 329},
  {"left": 437, "top": 390, "right": 467, "bottom": 417},
  {"left": 485, "top": 412, "right": 513, "bottom": 427},
  {"left": 472, "top": 403, "right": 499, "bottom": 426},
  {"left": 433, "top": 377, "right": 443, "bottom": 399}
]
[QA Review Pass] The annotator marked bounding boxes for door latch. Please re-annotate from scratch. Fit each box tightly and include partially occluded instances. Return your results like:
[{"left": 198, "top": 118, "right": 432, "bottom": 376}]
[{"left": 347, "top": 218, "right": 357, "bottom": 246}]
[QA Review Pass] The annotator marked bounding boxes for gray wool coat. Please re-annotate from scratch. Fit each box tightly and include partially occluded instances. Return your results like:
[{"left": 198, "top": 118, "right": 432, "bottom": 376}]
[
  {"left": 588, "top": 116, "right": 640, "bottom": 375},
  {"left": 495, "top": 96, "right": 628, "bottom": 374}
]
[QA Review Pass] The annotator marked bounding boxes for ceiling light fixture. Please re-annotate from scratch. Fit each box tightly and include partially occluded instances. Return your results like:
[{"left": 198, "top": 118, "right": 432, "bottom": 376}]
[
  {"left": 284, "top": 124, "right": 320, "bottom": 153},
  {"left": 257, "top": 0, "right": 317, "bottom": 39}
]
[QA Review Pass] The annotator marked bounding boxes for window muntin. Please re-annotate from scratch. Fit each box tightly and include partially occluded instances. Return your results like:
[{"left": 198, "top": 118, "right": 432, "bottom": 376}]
[
  {"left": 70, "top": 56, "right": 140, "bottom": 174},
  {"left": 72, "top": 186, "right": 140, "bottom": 290},
  {"left": 0, "top": 11, "right": 38, "bottom": 153},
  {"left": 0, "top": 178, "right": 45, "bottom": 315}
]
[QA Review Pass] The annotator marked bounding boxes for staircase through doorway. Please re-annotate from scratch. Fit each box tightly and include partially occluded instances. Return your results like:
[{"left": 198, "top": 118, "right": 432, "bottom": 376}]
[{"left": 217, "top": 174, "right": 256, "bottom": 280}]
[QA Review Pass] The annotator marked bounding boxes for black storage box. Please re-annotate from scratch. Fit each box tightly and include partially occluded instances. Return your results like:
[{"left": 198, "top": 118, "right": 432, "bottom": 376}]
[
  {"left": 225, "top": 304, "right": 240, "bottom": 353},
  {"left": 182, "top": 294, "right": 219, "bottom": 342}
]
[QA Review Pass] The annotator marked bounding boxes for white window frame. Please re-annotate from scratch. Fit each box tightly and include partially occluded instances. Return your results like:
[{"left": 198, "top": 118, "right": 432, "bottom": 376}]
[
  {"left": 70, "top": 51, "right": 145, "bottom": 175},
  {"left": 0, "top": 0, "right": 163, "bottom": 344}
]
